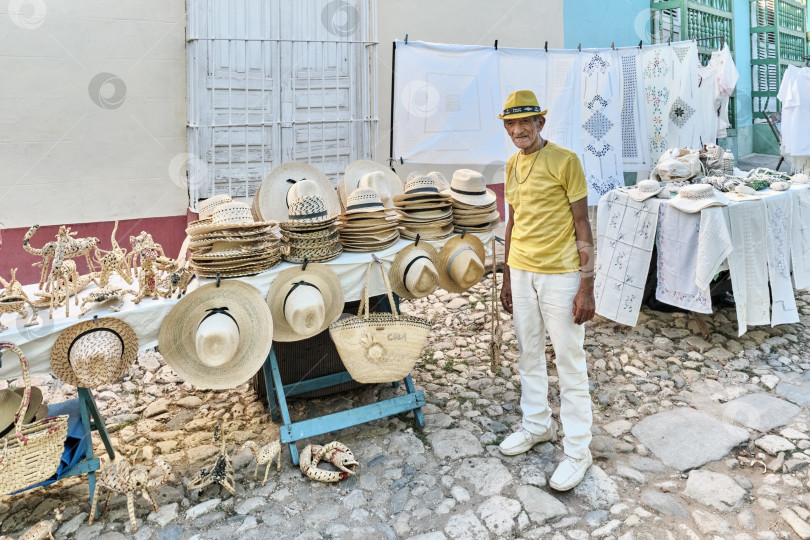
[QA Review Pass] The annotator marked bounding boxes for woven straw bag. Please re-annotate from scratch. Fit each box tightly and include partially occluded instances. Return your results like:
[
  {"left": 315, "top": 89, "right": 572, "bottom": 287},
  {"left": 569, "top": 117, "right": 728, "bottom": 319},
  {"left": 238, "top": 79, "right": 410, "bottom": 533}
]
[
  {"left": 0, "top": 342, "right": 69, "bottom": 495},
  {"left": 329, "top": 261, "right": 430, "bottom": 383}
]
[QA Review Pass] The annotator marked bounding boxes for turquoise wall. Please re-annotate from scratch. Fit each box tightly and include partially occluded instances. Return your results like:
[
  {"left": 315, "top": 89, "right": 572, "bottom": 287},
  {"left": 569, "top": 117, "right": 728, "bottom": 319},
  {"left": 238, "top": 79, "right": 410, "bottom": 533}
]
[
  {"left": 733, "top": 0, "right": 753, "bottom": 130},
  {"left": 563, "top": 0, "right": 651, "bottom": 49}
]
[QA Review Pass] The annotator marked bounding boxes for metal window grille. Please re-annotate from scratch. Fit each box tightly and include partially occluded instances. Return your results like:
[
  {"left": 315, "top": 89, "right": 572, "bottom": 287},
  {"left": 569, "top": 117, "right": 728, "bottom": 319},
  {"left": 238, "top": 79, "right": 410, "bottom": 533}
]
[
  {"left": 186, "top": 0, "right": 378, "bottom": 211},
  {"left": 650, "top": 0, "right": 737, "bottom": 129},
  {"left": 750, "top": 0, "right": 808, "bottom": 120}
]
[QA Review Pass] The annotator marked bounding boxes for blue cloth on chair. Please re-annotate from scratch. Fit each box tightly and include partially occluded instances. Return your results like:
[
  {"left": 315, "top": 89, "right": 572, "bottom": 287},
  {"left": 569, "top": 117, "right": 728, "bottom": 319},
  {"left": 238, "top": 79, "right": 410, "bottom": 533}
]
[{"left": 24, "top": 398, "right": 90, "bottom": 490}]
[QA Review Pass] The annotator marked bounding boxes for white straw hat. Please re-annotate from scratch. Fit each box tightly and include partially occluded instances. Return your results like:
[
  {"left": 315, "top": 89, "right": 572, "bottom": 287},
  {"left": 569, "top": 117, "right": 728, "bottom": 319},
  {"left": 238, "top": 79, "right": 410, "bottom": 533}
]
[
  {"left": 199, "top": 194, "right": 233, "bottom": 219},
  {"left": 389, "top": 241, "right": 440, "bottom": 300},
  {"left": 438, "top": 234, "right": 486, "bottom": 293},
  {"left": 267, "top": 264, "right": 344, "bottom": 341},
  {"left": 345, "top": 187, "right": 386, "bottom": 215},
  {"left": 393, "top": 175, "right": 450, "bottom": 205},
  {"left": 668, "top": 184, "right": 728, "bottom": 213},
  {"left": 158, "top": 281, "right": 273, "bottom": 389},
  {"left": 259, "top": 162, "right": 341, "bottom": 222},
  {"left": 442, "top": 169, "right": 496, "bottom": 206},
  {"left": 629, "top": 179, "right": 665, "bottom": 202},
  {"left": 339, "top": 161, "right": 403, "bottom": 210}
]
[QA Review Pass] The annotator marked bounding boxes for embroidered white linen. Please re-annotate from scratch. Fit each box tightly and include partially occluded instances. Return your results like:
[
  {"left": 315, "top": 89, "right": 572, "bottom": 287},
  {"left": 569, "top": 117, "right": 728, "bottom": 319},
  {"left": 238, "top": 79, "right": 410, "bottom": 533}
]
[
  {"left": 617, "top": 48, "right": 652, "bottom": 172},
  {"left": 764, "top": 193, "right": 799, "bottom": 326}
]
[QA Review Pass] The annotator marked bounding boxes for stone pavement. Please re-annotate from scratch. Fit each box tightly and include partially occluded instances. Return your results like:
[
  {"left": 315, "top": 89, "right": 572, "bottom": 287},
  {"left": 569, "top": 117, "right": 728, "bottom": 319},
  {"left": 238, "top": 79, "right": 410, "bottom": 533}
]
[{"left": 2, "top": 277, "right": 810, "bottom": 540}]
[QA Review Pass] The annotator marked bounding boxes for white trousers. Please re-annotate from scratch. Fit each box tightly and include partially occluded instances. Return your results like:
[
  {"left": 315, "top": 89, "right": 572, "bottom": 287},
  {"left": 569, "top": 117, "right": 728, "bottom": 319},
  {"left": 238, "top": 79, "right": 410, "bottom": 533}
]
[{"left": 511, "top": 268, "right": 592, "bottom": 460}]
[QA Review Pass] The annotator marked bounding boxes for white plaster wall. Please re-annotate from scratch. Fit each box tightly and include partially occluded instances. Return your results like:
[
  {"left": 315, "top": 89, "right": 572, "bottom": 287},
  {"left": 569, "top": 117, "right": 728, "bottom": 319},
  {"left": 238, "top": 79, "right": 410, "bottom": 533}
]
[
  {"left": 0, "top": 1, "right": 188, "bottom": 228},
  {"left": 376, "top": 0, "right": 565, "bottom": 180}
]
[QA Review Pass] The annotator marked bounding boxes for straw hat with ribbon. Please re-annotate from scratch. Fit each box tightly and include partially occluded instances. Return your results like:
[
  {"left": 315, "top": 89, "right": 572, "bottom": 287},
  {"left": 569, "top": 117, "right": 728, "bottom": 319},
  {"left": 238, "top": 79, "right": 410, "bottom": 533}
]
[
  {"left": 0, "top": 387, "right": 46, "bottom": 437},
  {"left": 629, "top": 179, "right": 666, "bottom": 202},
  {"left": 344, "top": 187, "right": 387, "bottom": 215},
  {"left": 438, "top": 234, "right": 487, "bottom": 293},
  {"left": 50, "top": 317, "right": 139, "bottom": 388},
  {"left": 267, "top": 264, "right": 344, "bottom": 342},
  {"left": 199, "top": 194, "right": 233, "bottom": 219},
  {"left": 390, "top": 240, "right": 440, "bottom": 300},
  {"left": 498, "top": 90, "right": 548, "bottom": 119},
  {"left": 442, "top": 169, "right": 496, "bottom": 207},
  {"left": 158, "top": 281, "right": 273, "bottom": 390},
  {"left": 339, "top": 161, "right": 403, "bottom": 210},
  {"left": 668, "top": 184, "right": 728, "bottom": 214},
  {"left": 259, "top": 162, "right": 341, "bottom": 222}
]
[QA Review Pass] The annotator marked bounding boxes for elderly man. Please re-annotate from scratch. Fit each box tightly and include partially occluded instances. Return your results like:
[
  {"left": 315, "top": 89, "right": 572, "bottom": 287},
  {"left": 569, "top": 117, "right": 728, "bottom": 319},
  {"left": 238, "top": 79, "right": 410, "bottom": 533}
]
[{"left": 498, "top": 90, "right": 595, "bottom": 491}]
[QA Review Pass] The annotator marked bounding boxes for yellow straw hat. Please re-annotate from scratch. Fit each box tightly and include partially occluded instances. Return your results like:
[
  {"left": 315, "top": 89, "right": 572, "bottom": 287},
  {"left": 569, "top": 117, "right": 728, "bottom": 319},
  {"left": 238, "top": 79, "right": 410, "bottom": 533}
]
[{"left": 498, "top": 90, "right": 548, "bottom": 119}]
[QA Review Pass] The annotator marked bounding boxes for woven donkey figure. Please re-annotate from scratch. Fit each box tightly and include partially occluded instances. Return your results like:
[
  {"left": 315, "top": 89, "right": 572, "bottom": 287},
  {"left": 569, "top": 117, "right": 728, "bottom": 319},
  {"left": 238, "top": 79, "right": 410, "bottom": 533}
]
[
  {"left": 242, "top": 440, "right": 282, "bottom": 486},
  {"left": 14, "top": 507, "right": 63, "bottom": 540},
  {"left": 93, "top": 220, "right": 133, "bottom": 288},
  {"left": 133, "top": 248, "right": 169, "bottom": 304},
  {"left": 127, "top": 231, "right": 165, "bottom": 279},
  {"left": 187, "top": 423, "right": 236, "bottom": 495},
  {"left": 88, "top": 451, "right": 171, "bottom": 533}
]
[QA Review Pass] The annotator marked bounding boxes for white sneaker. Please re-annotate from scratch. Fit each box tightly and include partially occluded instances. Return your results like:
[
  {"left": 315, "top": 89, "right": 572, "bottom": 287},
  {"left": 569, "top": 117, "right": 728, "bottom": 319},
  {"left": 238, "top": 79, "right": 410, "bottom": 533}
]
[
  {"left": 498, "top": 426, "right": 556, "bottom": 456},
  {"left": 549, "top": 453, "right": 593, "bottom": 491}
]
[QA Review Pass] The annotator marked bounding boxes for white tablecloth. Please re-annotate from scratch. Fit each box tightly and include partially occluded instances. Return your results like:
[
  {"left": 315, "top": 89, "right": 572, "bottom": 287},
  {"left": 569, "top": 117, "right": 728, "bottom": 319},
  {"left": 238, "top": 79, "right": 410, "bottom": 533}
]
[{"left": 0, "top": 230, "right": 496, "bottom": 380}]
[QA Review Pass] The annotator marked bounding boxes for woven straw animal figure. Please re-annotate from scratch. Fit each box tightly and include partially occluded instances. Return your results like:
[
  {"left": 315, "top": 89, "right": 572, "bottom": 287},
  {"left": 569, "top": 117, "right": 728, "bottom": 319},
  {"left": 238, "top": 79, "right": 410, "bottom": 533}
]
[
  {"left": 0, "top": 269, "right": 29, "bottom": 332},
  {"left": 88, "top": 451, "right": 171, "bottom": 533},
  {"left": 133, "top": 248, "right": 169, "bottom": 304},
  {"left": 25, "top": 274, "right": 94, "bottom": 327},
  {"left": 24, "top": 225, "right": 98, "bottom": 290},
  {"left": 93, "top": 221, "right": 133, "bottom": 288},
  {"left": 78, "top": 286, "right": 136, "bottom": 318},
  {"left": 299, "top": 441, "right": 358, "bottom": 482},
  {"left": 155, "top": 257, "right": 194, "bottom": 299},
  {"left": 242, "top": 440, "right": 282, "bottom": 486},
  {"left": 15, "top": 507, "right": 63, "bottom": 540},
  {"left": 187, "top": 423, "right": 236, "bottom": 496},
  {"left": 127, "top": 231, "right": 165, "bottom": 278},
  {"left": 46, "top": 239, "right": 80, "bottom": 319}
]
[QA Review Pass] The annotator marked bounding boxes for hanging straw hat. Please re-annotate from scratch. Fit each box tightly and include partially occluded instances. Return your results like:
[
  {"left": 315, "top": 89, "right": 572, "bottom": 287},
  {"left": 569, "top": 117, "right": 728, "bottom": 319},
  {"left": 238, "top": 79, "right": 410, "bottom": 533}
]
[
  {"left": 345, "top": 187, "right": 386, "bottom": 215},
  {"left": 50, "top": 317, "right": 139, "bottom": 388},
  {"left": 259, "top": 162, "right": 341, "bottom": 222},
  {"left": 340, "top": 161, "right": 403, "bottom": 209},
  {"left": 628, "top": 179, "right": 665, "bottom": 202},
  {"left": 442, "top": 169, "right": 497, "bottom": 207},
  {"left": 267, "top": 264, "right": 344, "bottom": 342},
  {"left": 0, "top": 387, "right": 45, "bottom": 437},
  {"left": 668, "top": 184, "right": 728, "bottom": 214},
  {"left": 158, "top": 281, "right": 273, "bottom": 389},
  {"left": 438, "top": 234, "right": 486, "bottom": 293},
  {"left": 498, "top": 90, "right": 548, "bottom": 119},
  {"left": 390, "top": 241, "right": 440, "bottom": 300}
]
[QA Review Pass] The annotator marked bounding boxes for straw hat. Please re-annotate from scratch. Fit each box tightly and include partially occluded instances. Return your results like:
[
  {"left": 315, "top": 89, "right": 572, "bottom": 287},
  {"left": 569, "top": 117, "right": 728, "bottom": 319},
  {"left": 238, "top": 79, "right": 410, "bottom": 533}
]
[
  {"left": 498, "top": 90, "right": 547, "bottom": 119},
  {"left": 340, "top": 161, "right": 403, "bottom": 209},
  {"left": 199, "top": 194, "right": 233, "bottom": 219},
  {"left": 668, "top": 184, "right": 728, "bottom": 214},
  {"left": 259, "top": 162, "right": 341, "bottom": 222},
  {"left": 158, "top": 281, "right": 273, "bottom": 389},
  {"left": 0, "top": 387, "right": 45, "bottom": 436},
  {"left": 345, "top": 187, "right": 386, "bottom": 214},
  {"left": 267, "top": 264, "right": 344, "bottom": 342},
  {"left": 50, "top": 317, "right": 139, "bottom": 388},
  {"left": 393, "top": 175, "right": 449, "bottom": 205},
  {"left": 442, "top": 169, "right": 496, "bottom": 206},
  {"left": 283, "top": 195, "right": 339, "bottom": 227},
  {"left": 426, "top": 171, "right": 451, "bottom": 192},
  {"left": 188, "top": 202, "right": 277, "bottom": 236},
  {"left": 629, "top": 179, "right": 665, "bottom": 202},
  {"left": 438, "top": 234, "right": 486, "bottom": 293},
  {"left": 390, "top": 241, "right": 440, "bottom": 300}
]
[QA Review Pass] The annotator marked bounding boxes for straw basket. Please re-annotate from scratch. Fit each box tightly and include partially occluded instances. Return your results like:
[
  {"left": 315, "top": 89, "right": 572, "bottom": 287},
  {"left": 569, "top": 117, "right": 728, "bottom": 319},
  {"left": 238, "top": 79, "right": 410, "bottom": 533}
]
[
  {"left": 329, "top": 261, "right": 430, "bottom": 383},
  {"left": 0, "top": 342, "right": 68, "bottom": 495}
]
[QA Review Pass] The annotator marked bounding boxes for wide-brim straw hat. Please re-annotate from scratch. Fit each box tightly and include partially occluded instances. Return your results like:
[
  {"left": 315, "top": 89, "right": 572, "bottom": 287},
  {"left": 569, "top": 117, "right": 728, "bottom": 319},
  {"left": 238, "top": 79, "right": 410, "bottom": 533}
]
[
  {"left": 390, "top": 241, "right": 440, "bottom": 300},
  {"left": 438, "top": 234, "right": 486, "bottom": 293},
  {"left": 50, "top": 317, "right": 139, "bottom": 388},
  {"left": 199, "top": 194, "right": 233, "bottom": 219},
  {"left": 191, "top": 259, "right": 281, "bottom": 278},
  {"left": 340, "top": 161, "right": 404, "bottom": 209},
  {"left": 0, "top": 386, "right": 45, "bottom": 436},
  {"left": 188, "top": 203, "right": 278, "bottom": 236},
  {"left": 629, "top": 179, "right": 665, "bottom": 202},
  {"left": 442, "top": 169, "right": 497, "bottom": 207},
  {"left": 159, "top": 281, "right": 273, "bottom": 389},
  {"left": 345, "top": 187, "right": 386, "bottom": 214},
  {"left": 283, "top": 244, "right": 343, "bottom": 264},
  {"left": 498, "top": 90, "right": 548, "bottom": 119},
  {"left": 267, "top": 264, "right": 344, "bottom": 342},
  {"left": 401, "top": 224, "right": 455, "bottom": 240},
  {"left": 393, "top": 174, "right": 452, "bottom": 205},
  {"left": 668, "top": 184, "right": 728, "bottom": 213},
  {"left": 259, "top": 162, "right": 341, "bottom": 222}
]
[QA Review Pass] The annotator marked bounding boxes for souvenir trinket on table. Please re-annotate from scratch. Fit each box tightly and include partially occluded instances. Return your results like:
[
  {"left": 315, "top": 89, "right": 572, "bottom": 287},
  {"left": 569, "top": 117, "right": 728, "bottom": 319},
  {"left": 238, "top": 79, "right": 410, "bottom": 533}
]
[
  {"left": 299, "top": 441, "right": 358, "bottom": 482},
  {"left": 24, "top": 273, "right": 95, "bottom": 326},
  {"left": 242, "top": 439, "right": 282, "bottom": 486},
  {"left": 77, "top": 286, "right": 136, "bottom": 317},
  {"left": 126, "top": 231, "right": 165, "bottom": 278}
]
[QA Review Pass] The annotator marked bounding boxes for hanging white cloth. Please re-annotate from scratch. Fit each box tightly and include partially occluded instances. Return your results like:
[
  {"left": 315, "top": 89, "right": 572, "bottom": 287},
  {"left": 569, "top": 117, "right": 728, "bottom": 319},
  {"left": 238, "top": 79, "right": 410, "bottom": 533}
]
[
  {"left": 777, "top": 65, "right": 810, "bottom": 157},
  {"left": 617, "top": 48, "right": 651, "bottom": 172},
  {"left": 544, "top": 50, "right": 582, "bottom": 156},
  {"left": 580, "top": 50, "right": 625, "bottom": 204},
  {"left": 499, "top": 47, "right": 548, "bottom": 156},
  {"left": 791, "top": 186, "right": 810, "bottom": 290},
  {"left": 725, "top": 199, "right": 771, "bottom": 336},
  {"left": 641, "top": 45, "right": 674, "bottom": 164},
  {"left": 697, "top": 62, "right": 720, "bottom": 146},
  {"left": 655, "top": 204, "right": 731, "bottom": 314},
  {"left": 764, "top": 193, "right": 799, "bottom": 325},
  {"left": 709, "top": 44, "right": 738, "bottom": 139},
  {"left": 668, "top": 41, "right": 702, "bottom": 150},
  {"left": 594, "top": 189, "right": 660, "bottom": 326}
]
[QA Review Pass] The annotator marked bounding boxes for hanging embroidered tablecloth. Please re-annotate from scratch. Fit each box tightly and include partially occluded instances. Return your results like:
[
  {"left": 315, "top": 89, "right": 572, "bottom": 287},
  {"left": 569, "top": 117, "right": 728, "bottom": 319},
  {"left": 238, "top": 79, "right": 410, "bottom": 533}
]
[
  {"left": 641, "top": 45, "right": 674, "bottom": 164},
  {"left": 790, "top": 187, "right": 810, "bottom": 290},
  {"left": 617, "top": 48, "right": 651, "bottom": 173},
  {"left": 764, "top": 193, "right": 799, "bottom": 326},
  {"left": 594, "top": 189, "right": 661, "bottom": 326},
  {"left": 544, "top": 50, "right": 582, "bottom": 156},
  {"left": 668, "top": 41, "right": 701, "bottom": 150},
  {"left": 580, "top": 50, "right": 624, "bottom": 204}
]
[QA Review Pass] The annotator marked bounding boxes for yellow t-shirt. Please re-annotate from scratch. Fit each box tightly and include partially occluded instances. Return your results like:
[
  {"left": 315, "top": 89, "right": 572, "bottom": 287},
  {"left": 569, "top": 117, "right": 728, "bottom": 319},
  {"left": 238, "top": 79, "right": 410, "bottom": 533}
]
[{"left": 504, "top": 141, "right": 588, "bottom": 274}]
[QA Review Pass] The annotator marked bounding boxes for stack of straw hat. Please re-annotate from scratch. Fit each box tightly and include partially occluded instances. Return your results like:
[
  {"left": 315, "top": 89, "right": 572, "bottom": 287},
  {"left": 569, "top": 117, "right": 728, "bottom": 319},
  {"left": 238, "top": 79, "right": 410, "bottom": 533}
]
[
  {"left": 442, "top": 169, "right": 500, "bottom": 233},
  {"left": 186, "top": 199, "right": 281, "bottom": 278},
  {"left": 338, "top": 187, "right": 400, "bottom": 252},
  {"left": 393, "top": 174, "right": 454, "bottom": 240},
  {"left": 280, "top": 180, "right": 342, "bottom": 263},
  {"left": 339, "top": 161, "right": 403, "bottom": 212},
  {"left": 255, "top": 162, "right": 342, "bottom": 223}
]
